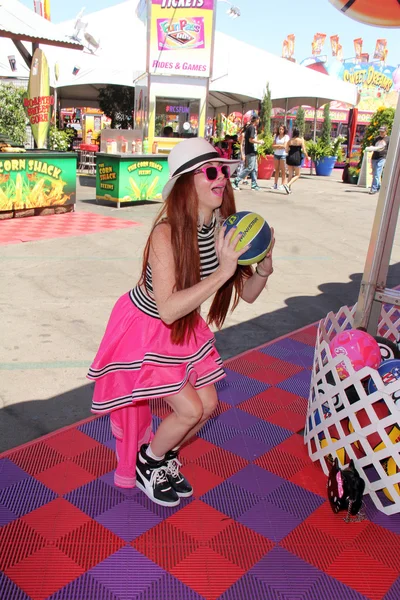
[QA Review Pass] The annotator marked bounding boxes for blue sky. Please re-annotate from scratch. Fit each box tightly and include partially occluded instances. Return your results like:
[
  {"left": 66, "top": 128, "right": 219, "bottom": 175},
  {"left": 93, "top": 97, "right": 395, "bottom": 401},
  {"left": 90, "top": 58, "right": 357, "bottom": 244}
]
[{"left": 21, "top": 0, "right": 400, "bottom": 65}]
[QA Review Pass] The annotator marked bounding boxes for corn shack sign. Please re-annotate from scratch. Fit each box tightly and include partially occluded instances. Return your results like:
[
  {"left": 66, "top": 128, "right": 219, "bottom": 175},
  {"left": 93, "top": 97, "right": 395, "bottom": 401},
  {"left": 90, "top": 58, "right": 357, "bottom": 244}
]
[{"left": 24, "top": 48, "right": 53, "bottom": 148}]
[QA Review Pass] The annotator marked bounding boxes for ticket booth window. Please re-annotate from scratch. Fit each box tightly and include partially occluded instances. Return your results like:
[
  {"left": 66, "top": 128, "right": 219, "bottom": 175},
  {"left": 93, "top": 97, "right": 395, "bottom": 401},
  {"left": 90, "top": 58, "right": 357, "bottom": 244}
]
[{"left": 155, "top": 97, "right": 200, "bottom": 138}]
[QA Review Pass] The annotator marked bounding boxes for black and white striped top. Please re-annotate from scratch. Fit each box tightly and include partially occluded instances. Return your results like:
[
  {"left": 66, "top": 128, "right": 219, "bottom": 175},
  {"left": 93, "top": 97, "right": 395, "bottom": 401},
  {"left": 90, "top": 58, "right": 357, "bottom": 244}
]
[{"left": 130, "top": 217, "right": 219, "bottom": 319}]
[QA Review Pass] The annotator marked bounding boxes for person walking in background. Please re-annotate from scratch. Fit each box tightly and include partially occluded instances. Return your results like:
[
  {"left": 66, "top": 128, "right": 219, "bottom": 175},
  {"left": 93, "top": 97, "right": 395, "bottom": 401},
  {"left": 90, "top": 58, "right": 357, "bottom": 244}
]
[
  {"left": 232, "top": 114, "right": 263, "bottom": 191},
  {"left": 284, "top": 128, "right": 309, "bottom": 194},
  {"left": 272, "top": 125, "right": 290, "bottom": 191},
  {"left": 366, "top": 125, "right": 390, "bottom": 194}
]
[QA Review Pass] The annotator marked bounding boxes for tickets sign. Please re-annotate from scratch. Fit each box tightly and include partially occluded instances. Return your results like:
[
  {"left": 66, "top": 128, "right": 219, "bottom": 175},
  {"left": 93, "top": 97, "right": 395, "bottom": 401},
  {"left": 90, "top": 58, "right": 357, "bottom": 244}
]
[{"left": 149, "top": 0, "right": 215, "bottom": 77}]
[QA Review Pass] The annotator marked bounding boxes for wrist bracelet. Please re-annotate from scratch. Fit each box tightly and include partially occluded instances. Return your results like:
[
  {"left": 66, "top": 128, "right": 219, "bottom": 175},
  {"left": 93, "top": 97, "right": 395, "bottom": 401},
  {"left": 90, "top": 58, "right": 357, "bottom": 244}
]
[{"left": 255, "top": 266, "right": 270, "bottom": 278}]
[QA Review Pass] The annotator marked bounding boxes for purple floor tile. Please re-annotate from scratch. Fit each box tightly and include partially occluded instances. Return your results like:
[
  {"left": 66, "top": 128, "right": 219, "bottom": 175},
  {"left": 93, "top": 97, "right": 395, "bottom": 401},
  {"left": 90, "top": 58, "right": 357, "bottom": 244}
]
[
  {"left": 0, "top": 503, "right": 18, "bottom": 527},
  {"left": 134, "top": 489, "right": 193, "bottom": 519},
  {"left": 307, "top": 572, "right": 368, "bottom": 600},
  {"left": 243, "top": 420, "right": 293, "bottom": 449},
  {"left": 78, "top": 415, "right": 113, "bottom": 444},
  {"left": 95, "top": 497, "right": 162, "bottom": 542},
  {"left": 48, "top": 572, "right": 117, "bottom": 600},
  {"left": 250, "top": 546, "right": 321, "bottom": 594},
  {"left": 138, "top": 572, "right": 204, "bottom": 600},
  {"left": 197, "top": 419, "right": 240, "bottom": 445},
  {"left": 104, "top": 437, "right": 116, "bottom": 452},
  {"left": 265, "top": 480, "right": 325, "bottom": 519},
  {"left": 222, "top": 434, "right": 270, "bottom": 461},
  {"left": 201, "top": 480, "right": 263, "bottom": 519},
  {"left": 0, "top": 572, "right": 31, "bottom": 600},
  {"left": 277, "top": 369, "right": 312, "bottom": 399},
  {"left": 218, "top": 572, "right": 275, "bottom": 600},
  {"left": 217, "top": 408, "right": 262, "bottom": 431},
  {"left": 384, "top": 576, "right": 400, "bottom": 600},
  {"left": 0, "top": 458, "right": 30, "bottom": 489},
  {"left": 364, "top": 496, "right": 400, "bottom": 536},
  {"left": 228, "top": 464, "right": 285, "bottom": 497},
  {"left": 238, "top": 499, "right": 301, "bottom": 542},
  {"left": 261, "top": 339, "right": 315, "bottom": 369},
  {"left": 0, "top": 476, "right": 56, "bottom": 517},
  {"left": 90, "top": 546, "right": 165, "bottom": 599},
  {"left": 65, "top": 478, "right": 127, "bottom": 518},
  {"left": 99, "top": 471, "right": 142, "bottom": 498},
  {"left": 216, "top": 369, "right": 270, "bottom": 405}
]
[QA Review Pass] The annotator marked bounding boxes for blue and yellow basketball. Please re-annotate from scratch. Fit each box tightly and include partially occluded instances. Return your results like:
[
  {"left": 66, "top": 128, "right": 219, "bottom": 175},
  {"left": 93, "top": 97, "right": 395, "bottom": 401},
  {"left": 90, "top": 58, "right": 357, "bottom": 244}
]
[{"left": 223, "top": 211, "right": 272, "bottom": 266}]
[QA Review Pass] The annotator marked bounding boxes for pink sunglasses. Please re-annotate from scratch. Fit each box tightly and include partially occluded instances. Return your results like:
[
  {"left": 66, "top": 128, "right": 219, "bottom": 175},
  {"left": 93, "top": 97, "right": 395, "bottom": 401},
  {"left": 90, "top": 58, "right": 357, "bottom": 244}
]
[{"left": 194, "top": 165, "right": 231, "bottom": 181}]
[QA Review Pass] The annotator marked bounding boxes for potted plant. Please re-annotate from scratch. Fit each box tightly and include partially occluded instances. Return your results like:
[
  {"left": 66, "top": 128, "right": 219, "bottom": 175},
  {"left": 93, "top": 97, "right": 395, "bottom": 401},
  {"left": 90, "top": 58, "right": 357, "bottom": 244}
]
[
  {"left": 257, "top": 82, "right": 274, "bottom": 179},
  {"left": 306, "top": 136, "right": 344, "bottom": 176},
  {"left": 348, "top": 166, "right": 360, "bottom": 184}
]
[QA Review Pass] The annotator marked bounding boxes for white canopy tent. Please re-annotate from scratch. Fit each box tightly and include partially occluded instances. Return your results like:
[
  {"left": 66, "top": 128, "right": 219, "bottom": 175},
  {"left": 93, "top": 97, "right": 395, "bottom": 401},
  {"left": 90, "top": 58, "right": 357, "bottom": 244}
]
[{"left": 0, "top": 0, "right": 358, "bottom": 113}]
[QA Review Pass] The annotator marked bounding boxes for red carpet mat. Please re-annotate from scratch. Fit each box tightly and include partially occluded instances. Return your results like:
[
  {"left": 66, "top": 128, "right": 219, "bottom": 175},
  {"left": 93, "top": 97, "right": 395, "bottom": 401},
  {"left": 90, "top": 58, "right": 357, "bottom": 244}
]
[
  {"left": 1, "top": 323, "right": 400, "bottom": 600},
  {"left": 0, "top": 212, "right": 140, "bottom": 245}
]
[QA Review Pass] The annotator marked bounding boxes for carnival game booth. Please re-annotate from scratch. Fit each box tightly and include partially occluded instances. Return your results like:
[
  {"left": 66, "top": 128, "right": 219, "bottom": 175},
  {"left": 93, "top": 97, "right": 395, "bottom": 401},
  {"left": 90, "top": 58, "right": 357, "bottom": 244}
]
[{"left": 304, "top": 96, "right": 400, "bottom": 516}]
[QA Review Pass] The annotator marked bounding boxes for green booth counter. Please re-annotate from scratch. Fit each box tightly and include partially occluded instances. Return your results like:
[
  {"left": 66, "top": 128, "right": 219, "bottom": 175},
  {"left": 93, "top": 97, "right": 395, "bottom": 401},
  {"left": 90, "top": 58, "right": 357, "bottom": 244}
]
[
  {"left": 0, "top": 151, "right": 77, "bottom": 214},
  {"left": 96, "top": 153, "right": 169, "bottom": 207}
]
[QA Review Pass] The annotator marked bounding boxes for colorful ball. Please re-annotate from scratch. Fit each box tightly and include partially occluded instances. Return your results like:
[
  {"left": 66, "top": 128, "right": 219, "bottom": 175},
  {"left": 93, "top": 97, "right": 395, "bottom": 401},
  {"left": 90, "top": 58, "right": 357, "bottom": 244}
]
[
  {"left": 223, "top": 211, "right": 272, "bottom": 266},
  {"left": 329, "top": 329, "right": 381, "bottom": 379},
  {"left": 383, "top": 458, "right": 400, "bottom": 502},
  {"left": 368, "top": 359, "right": 400, "bottom": 406}
]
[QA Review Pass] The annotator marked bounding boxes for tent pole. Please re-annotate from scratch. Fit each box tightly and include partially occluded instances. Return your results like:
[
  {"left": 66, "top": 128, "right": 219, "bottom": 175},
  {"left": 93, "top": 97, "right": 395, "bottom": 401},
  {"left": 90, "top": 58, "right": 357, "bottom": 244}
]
[
  {"left": 284, "top": 98, "right": 288, "bottom": 126},
  {"left": 313, "top": 98, "right": 318, "bottom": 142},
  {"left": 353, "top": 94, "right": 400, "bottom": 332}
]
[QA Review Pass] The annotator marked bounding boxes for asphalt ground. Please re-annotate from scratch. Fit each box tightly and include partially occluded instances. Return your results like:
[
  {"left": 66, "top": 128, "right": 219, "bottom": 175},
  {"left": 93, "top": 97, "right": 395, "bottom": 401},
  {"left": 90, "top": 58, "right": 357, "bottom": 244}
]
[{"left": 1, "top": 170, "right": 399, "bottom": 451}]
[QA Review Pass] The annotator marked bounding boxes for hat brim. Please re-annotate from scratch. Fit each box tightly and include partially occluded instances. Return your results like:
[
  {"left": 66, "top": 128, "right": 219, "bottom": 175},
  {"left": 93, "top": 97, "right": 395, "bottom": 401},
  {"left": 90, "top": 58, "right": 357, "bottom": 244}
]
[{"left": 162, "top": 156, "right": 241, "bottom": 201}]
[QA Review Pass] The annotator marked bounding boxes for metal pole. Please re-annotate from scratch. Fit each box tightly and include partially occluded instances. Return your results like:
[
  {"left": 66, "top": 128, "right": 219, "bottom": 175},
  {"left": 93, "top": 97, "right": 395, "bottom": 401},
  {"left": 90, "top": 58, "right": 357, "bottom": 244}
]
[
  {"left": 284, "top": 98, "right": 288, "bottom": 127},
  {"left": 353, "top": 94, "right": 400, "bottom": 333},
  {"left": 313, "top": 98, "right": 318, "bottom": 142}
]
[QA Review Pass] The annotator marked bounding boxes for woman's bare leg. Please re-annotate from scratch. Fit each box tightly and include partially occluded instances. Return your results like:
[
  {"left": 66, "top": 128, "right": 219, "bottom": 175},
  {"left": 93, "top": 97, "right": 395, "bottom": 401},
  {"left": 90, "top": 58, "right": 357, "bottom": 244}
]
[{"left": 288, "top": 166, "right": 301, "bottom": 188}]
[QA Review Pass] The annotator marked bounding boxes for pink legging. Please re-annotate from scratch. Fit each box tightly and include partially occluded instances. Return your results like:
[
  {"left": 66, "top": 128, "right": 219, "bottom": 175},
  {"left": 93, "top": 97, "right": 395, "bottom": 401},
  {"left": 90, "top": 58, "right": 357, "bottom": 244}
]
[{"left": 110, "top": 403, "right": 153, "bottom": 488}]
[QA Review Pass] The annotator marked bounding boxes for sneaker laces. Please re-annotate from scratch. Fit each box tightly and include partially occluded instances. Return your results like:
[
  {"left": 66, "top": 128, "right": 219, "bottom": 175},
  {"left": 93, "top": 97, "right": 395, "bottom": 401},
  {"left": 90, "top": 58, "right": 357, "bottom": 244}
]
[
  {"left": 149, "top": 465, "right": 169, "bottom": 488},
  {"left": 166, "top": 457, "right": 182, "bottom": 480}
]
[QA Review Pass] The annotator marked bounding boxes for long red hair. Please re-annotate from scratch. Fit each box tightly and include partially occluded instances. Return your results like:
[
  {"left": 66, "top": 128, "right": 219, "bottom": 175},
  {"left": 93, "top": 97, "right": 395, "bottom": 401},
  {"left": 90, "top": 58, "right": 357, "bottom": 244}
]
[{"left": 139, "top": 173, "right": 252, "bottom": 344}]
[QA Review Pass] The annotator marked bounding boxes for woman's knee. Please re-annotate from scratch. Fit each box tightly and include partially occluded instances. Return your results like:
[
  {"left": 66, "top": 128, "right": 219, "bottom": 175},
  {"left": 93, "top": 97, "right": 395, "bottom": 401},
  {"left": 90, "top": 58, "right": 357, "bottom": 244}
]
[
  {"left": 198, "top": 386, "right": 218, "bottom": 419},
  {"left": 168, "top": 388, "right": 204, "bottom": 425}
]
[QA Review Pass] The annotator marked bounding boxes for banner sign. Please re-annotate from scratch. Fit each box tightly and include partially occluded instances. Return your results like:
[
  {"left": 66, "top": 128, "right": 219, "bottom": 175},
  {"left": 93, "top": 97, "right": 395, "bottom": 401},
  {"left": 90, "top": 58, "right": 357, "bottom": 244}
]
[
  {"left": 330, "top": 35, "right": 339, "bottom": 56},
  {"left": 24, "top": 48, "right": 53, "bottom": 148},
  {"left": 311, "top": 33, "right": 326, "bottom": 56},
  {"left": 340, "top": 60, "right": 399, "bottom": 111},
  {"left": 0, "top": 154, "right": 76, "bottom": 211},
  {"left": 148, "top": 0, "right": 215, "bottom": 77},
  {"left": 354, "top": 37, "right": 363, "bottom": 59},
  {"left": 374, "top": 39, "right": 387, "bottom": 61}
]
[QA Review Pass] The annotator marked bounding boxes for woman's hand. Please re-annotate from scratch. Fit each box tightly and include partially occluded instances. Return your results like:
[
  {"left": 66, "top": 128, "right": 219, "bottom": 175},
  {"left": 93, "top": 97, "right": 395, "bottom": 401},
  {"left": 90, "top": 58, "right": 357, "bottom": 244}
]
[
  {"left": 216, "top": 226, "right": 250, "bottom": 281},
  {"left": 256, "top": 228, "right": 275, "bottom": 277}
]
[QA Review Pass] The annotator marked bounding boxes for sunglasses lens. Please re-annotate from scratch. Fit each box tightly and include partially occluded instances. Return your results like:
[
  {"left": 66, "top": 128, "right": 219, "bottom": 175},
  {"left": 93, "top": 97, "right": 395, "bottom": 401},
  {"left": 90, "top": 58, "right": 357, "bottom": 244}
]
[
  {"left": 222, "top": 165, "right": 230, "bottom": 179},
  {"left": 206, "top": 167, "right": 218, "bottom": 180}
]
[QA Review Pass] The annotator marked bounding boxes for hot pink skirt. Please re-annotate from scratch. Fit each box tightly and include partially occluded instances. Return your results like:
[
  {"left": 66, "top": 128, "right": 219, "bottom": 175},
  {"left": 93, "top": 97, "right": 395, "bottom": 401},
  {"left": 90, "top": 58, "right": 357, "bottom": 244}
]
[{"left": 87, "top": 292, "right": 225, "bottom": 414}]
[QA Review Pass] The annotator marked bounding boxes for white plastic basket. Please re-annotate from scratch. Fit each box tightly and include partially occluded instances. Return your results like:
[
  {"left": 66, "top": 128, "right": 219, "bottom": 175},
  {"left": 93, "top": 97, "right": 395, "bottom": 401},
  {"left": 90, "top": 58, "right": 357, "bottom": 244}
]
[{"left": 304, "top": 303, "right": 400, "bottom": 515}]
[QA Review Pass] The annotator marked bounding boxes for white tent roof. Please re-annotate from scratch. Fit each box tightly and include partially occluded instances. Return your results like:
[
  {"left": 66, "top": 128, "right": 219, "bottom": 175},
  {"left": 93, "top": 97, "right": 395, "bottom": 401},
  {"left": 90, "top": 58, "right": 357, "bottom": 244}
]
[
  {"left": 211, "top": 32, "right": 358, "bottom": 109},
  {"left": 0, "top": 0, "right": 82, "bottom": 50},
  {"left": 1, "top": 0, "right": 358, "bottom": 110}
]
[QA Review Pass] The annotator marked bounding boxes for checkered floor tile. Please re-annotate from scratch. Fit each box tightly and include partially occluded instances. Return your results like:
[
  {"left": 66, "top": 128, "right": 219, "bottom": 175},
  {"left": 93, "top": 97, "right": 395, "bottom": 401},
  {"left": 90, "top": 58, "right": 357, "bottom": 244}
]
[
  {"left": 0, "top": 212, "right": 140, "bottom": 245},
  {"left": 1, "top": 322, "right": 400, "bottom": 600}
]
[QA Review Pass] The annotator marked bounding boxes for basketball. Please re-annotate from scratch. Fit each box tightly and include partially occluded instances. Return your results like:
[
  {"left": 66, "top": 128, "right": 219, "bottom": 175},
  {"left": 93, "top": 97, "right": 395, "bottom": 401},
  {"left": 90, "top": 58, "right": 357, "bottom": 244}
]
[
  {"left": 328, "top": 0, "right": 400, "bottom": 27},
  {"left": 383, "top": 457, "right": 400, "bottom": 502},
  {"left": 223, "top": 211, "right": 272, "bottom": 266},
  {"left": 329, "top": 329, "right": 381, "bottom": 379}
]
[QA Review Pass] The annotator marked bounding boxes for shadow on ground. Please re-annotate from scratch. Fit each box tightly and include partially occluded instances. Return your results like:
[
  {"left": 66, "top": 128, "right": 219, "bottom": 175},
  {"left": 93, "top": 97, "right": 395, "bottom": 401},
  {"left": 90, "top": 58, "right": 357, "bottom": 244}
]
[{"left": 1, "top": 264, "right": 399, "bottom": 453}]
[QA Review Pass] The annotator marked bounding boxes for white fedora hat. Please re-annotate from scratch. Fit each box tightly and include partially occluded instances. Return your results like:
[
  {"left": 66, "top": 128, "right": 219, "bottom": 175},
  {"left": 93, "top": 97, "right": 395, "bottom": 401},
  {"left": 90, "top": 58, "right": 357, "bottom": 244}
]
[{"left": 162, "top": 137, "right": 240, "bottom": 201}]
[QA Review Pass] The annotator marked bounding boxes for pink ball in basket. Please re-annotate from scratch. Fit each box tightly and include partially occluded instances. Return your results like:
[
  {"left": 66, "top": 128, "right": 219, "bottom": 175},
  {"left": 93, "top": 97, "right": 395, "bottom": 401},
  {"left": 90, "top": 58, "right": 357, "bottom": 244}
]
[{"left": 329, "top": 329, "right": 381, "bottom": 379}]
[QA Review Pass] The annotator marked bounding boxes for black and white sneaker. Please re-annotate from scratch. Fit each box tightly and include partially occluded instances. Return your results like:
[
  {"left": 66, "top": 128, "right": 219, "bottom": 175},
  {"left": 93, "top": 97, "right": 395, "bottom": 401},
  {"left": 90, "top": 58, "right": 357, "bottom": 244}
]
[
  {"left": 165, "top": 449, "right": 193, "bottom": 497},
  {"left": 136, "top": 445, "right": 180, "bottom": 507}
]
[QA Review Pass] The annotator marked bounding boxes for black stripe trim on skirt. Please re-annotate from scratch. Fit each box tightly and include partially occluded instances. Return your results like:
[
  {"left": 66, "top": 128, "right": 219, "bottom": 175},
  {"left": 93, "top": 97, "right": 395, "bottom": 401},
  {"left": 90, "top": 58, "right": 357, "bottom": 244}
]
[{"left": 88, "top": 337, "right": 216, "bottom": 379}]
